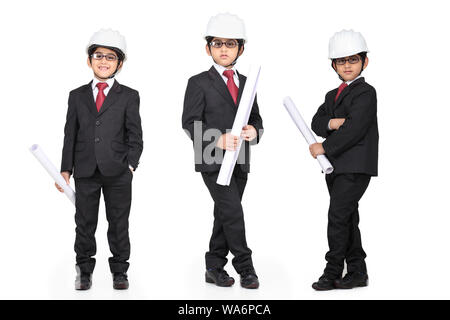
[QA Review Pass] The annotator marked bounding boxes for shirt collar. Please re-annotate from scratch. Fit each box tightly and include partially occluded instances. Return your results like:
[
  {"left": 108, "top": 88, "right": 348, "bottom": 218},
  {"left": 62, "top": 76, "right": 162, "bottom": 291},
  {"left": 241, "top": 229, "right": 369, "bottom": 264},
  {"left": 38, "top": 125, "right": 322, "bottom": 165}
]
[
  {"left": 92, "top": 77, "right": 115, "bottom": 90},
  {"left": 346, "top": 75, "right": 362, "bottom": 86},
  {"left": 213, "top": 63, "right": 237, "bottom": 77}
]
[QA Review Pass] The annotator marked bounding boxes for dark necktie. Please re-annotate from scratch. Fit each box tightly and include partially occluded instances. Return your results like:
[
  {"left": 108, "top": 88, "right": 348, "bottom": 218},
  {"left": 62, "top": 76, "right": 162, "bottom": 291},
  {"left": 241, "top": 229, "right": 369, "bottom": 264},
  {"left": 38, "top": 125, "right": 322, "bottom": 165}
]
[
  {"left": 223, "top": 70, "right": 238, "bottom": 105},
  {"left": 96, "top": 82, "right": 109, "bottom": 112},
  {"left": 335, "top": 82, "right": 348, "bottom": 102}
]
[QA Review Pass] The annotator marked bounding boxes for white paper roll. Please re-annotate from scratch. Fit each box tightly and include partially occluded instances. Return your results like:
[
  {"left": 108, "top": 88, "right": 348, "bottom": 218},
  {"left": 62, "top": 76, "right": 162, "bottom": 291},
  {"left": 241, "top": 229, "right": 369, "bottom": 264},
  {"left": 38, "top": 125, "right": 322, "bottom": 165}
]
[
  {"left": 29, "top": 144, "right": 76, "bottom": 205},
  {"left": 283, "top": 96, "right": 334, "bottom": 174},
  {"left": 216, "top": 65, "right": 261, "bottom": 186}
]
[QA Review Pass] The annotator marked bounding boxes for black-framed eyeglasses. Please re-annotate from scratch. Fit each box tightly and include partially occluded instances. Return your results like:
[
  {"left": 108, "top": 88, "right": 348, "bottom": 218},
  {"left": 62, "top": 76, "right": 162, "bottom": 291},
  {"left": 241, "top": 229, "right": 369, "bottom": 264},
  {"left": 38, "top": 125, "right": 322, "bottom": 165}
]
[
  {"left": 91, "top": 52, "right": 119, "bottom": 61},
  {"left": 210, "top": 40, "right": 238, "bottom": 49},
  {"left": 334, "top": 55, "right": 360, "bottom": 65}
]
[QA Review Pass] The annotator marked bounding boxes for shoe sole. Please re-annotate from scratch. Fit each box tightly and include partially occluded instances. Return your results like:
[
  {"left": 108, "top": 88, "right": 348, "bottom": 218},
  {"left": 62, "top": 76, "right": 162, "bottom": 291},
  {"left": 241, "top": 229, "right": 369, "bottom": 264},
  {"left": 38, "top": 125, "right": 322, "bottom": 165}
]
[
  {"left": 205, "top": 274, "right": 234, "bottom": 287},
  {"left": 335, "top": 280, "right": 368, "bottom": 289},
  {"left": 241, "top": 283, "right": 259, "bottom": 289},
  {"left": 113, "top": 283, "right": 129, "bottom": 290},
  {"left": 312, "top": 281, "right": 336, "bottom": 291},
  {"left": 75, "top": 283, "right": 91, "bottom": 290},
  {"left": 312, "top": 285, "right": 334, "bottom": 291}
]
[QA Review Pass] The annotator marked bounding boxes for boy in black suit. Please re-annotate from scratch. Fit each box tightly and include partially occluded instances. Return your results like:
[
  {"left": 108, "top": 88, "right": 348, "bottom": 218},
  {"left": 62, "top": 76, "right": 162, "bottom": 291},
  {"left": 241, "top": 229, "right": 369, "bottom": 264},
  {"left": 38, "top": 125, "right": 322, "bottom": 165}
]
[
  {"left": 55, "top": 29, "right": 143, "bottom": 290},
  {"left": 310, "top": 30, "right": 378, "bottom": 290},
  {"left": 182, "top": 13, "right": 263, "bottom": 289}
]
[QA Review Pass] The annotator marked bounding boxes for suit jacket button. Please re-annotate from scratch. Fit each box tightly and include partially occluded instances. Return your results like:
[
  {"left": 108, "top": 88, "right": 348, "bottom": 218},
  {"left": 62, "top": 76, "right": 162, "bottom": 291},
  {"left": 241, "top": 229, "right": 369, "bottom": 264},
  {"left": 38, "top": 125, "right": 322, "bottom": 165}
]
[
  {"left": 95, "top": 137, "right": 100, "bottom": 143},
  {"left": 96, "top": 120, "right": 101, "bottom": 126}
]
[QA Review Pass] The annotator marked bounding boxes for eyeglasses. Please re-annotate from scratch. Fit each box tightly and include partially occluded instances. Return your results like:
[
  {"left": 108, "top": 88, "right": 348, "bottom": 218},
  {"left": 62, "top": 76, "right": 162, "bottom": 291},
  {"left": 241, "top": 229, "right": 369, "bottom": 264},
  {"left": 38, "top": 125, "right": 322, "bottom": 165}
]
[
  {"left": 334, "top": 55, "right": 360, "bottom": 65},
  {"left": 91, "top": 52, "right": 119, "bottom": 61},
  {"left": 210, "top": 40, "right": 238, "bottom": 49}
]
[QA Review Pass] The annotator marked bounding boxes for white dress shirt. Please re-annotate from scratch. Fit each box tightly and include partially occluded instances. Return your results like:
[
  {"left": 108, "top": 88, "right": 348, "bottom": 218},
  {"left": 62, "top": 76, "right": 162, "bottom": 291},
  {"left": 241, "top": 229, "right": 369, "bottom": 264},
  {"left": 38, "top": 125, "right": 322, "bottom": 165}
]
[{"left": 91, "top": 77, "right": 115, "bottom": 102}]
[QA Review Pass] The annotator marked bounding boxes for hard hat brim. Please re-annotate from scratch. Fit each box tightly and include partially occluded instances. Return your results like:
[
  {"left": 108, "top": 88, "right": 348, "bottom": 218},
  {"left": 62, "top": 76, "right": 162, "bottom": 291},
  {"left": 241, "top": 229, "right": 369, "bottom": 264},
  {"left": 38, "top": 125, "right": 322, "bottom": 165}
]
[{"left": 329, "top": 49, "right": 369, "bottom": 59}]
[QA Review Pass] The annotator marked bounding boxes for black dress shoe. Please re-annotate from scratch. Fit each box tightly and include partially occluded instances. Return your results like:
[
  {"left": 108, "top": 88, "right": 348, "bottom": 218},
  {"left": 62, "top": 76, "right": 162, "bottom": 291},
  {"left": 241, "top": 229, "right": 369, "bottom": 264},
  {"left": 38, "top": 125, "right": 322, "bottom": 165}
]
[
  {"left": 334, "top": 272, "right": 368, "bottom": 289},
  {"left": 312, "top": 274, "right": 338, "bottom": 291},
  {"left": 75, "top": 272, "right": 92, "bottom": 290},
  {"left": 240, "top": 269, "right": 259, "bottom": 289},
  {"left": 113, "top": 272, "right": 129, "bottom": 290},
  {"left": 205, "top": 268, "right": 235, "bottom": 287}
]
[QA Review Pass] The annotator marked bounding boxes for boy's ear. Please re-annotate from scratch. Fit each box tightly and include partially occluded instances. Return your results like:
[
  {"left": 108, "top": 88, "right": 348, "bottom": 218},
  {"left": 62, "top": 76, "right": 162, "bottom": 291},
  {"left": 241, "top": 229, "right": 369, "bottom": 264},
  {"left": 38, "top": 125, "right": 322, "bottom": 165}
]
[
  {"left": 87, "top": 56, "right": 92, "bottom": 68},
  {"left": 332, "top": 61, "right": 337, "bottom": 72},
  {"left": 205, "top": 44, "right": 212, "bottom": 56},
  {"left": 238, "top": 46, "right": 244, "bottom": 57},
  {"left": 363, "top": 57, "right": 369, "bottom": 70},
  {"left": 117, "top": 60, "right": 123, "bottom": 70}
]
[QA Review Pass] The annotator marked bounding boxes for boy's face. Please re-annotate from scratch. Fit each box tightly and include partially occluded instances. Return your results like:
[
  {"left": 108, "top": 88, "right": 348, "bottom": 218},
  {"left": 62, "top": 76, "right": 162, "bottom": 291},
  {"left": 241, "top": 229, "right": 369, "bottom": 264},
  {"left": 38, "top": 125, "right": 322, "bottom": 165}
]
[
  {"left": 206, "top": 37, "right": 243, "bottom": 69},
  {"left": 333, "top": 55, "right": 369, "bottom": 82},
  {"left": 87, "top": 47, "right": 122, "bottom": 80}
]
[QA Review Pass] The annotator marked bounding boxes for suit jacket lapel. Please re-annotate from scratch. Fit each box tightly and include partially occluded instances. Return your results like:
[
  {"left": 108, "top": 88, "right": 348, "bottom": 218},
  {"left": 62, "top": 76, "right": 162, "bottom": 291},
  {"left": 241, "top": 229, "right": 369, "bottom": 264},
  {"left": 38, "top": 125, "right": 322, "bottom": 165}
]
[
  {"left": 334, "top": 86, "right": 350, "bottom": 106},
  {"left": 334, "top": 77, "right": 365, "bottom": 106},
  {"left": 97, "top": 79, "right": 121, "bottom": 117},
  {"left": 81, "top": 81, "right": 99, "bottom": 118},
  {"left": 208, "top": 67, "right": 237, "bottom": 109},
  {"left": 237, "top": 72, "right": 246, "bottom": 106}
]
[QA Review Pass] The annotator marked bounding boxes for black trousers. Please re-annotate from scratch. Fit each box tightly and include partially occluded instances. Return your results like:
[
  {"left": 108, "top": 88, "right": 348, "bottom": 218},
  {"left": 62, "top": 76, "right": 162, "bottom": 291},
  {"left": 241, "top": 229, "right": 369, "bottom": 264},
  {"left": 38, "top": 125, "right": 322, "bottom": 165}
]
[
  {"left": 74, "top": 166, "right": 133, "bottom": 274},
  {"left": 201, "top": 166, "right": 253, "bottom": 274},
  {"left": 324, "top": 172, "right": 371, "bottom": 278}
]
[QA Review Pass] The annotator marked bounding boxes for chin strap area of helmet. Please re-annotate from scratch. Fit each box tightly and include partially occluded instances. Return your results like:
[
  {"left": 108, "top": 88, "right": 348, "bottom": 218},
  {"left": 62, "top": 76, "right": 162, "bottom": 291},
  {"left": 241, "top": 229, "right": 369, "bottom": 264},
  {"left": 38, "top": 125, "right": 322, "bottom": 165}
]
[
  {"left": 212, "top": 52, "right": 239, "bottom": 68},
  {"left": 108, "top": 63, "right": 122, "bottom": 79},
  {"left": 93, "top": 63, "right": 121, "bottom": 80}
]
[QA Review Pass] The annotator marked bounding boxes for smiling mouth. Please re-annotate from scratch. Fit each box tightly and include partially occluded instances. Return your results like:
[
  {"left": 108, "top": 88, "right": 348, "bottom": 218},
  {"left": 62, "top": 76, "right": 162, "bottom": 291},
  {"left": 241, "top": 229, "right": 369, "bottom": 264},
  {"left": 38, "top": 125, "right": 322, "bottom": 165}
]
[{"left": 98, "top": 66, "right": 110, "bottom": 71}]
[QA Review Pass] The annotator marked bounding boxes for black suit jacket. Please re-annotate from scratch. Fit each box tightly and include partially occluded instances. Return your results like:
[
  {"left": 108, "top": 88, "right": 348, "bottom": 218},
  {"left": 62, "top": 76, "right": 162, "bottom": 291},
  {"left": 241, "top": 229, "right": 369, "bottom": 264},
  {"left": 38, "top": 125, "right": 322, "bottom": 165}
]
[
  {"left": 61, "top": 80, "right": 143, "bottom": 178},
  {"left": 311, "top": 77, "right": 378, "bottom": 176},
  {"left": 182, "top": 66, "right": 264, "bottom": 173}
]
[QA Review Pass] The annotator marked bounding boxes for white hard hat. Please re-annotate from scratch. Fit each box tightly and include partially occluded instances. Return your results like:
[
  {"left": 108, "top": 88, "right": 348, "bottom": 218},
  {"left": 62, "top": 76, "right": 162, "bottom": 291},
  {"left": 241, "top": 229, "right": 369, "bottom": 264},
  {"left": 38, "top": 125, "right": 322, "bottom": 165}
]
[
  {"left": 328, "top": 29, "right": 369, "bottom": 59},
  {"left": 205, "top": 13, "right": 247, "bottom": 43},
  {"left": 87, "top": 28, "right": 127, "bottom": 60}
]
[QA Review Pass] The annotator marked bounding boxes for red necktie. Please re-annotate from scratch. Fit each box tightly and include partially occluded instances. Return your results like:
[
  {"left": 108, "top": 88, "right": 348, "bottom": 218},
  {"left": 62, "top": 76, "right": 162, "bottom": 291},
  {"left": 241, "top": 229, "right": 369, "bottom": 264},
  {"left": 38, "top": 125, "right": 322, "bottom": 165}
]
[
  {"left": 335, "top": 82, "right": 348, "bottom": 102},
  {"left": 223, "top": 70, "right": 238, "bottom": 105},
  {"left": 96, "top": 82, "right": 109, "bottom": 112}
]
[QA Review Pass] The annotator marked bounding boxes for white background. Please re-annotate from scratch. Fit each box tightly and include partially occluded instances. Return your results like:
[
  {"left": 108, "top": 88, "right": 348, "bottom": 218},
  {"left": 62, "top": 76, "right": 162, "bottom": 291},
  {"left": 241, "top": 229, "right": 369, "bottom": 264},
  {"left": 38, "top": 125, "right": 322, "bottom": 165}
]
[{"left": 1, "top": 0, "right": 449, "bottom": 300}]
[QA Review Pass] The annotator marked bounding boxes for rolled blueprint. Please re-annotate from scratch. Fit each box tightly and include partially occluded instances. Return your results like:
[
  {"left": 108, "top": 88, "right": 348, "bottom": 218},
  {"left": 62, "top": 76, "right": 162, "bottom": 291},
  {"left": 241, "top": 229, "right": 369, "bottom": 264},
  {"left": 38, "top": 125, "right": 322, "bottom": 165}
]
[
  {"left": 283, "top": 96, "right": 334, "bottom": 174},
  {"left": 216, "top": 65, "right": 261, "bottom": 186},
  {"left": 29, "top": 144, "right": 76, "bottom": 205}
]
